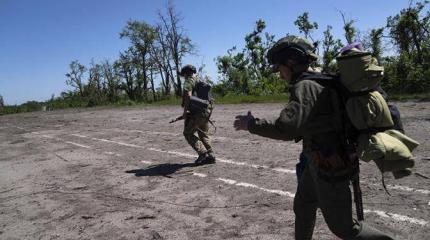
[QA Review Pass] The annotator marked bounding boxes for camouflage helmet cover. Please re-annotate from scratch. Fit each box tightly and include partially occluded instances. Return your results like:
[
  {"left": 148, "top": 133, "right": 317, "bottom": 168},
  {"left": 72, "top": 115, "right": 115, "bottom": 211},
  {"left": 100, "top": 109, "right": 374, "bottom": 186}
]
[
  {"left": 180, "top": 64, "right": 197, "bottom": 76},
  {"left": 267, "top": 36, "right": 318, "bottom": 65}
]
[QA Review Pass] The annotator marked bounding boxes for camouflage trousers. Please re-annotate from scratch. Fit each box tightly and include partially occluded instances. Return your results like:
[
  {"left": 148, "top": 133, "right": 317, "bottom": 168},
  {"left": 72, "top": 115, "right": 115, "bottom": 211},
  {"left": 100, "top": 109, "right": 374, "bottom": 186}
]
[
  {"left": 294, "top": 153, "right": 395, "bottom": 240},
  {"left": 183, "top": 112, "right": 212, "bottom": 155}
]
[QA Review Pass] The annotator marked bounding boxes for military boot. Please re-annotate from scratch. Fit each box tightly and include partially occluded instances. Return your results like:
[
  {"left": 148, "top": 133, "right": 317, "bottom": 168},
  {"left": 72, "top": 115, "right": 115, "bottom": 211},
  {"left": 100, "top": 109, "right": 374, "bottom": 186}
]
[
  {"left": 201, "top": 152, "right": 216, "bottom": 165},
  {"left": 194, "top": 153, "right": 208, "bottom": 165}
]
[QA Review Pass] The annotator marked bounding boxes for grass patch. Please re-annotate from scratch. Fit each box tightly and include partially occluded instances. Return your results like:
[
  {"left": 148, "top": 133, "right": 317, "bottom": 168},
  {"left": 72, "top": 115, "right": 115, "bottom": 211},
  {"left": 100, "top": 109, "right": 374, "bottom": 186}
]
[
  {"left": 146, "top": 97, "right": 181, "bottom": 106},
  {"left": 139, "top": 94, "right": 289, "bottom": 107},
  {"left": 389, "top": 92, "right": 430, "bottom": 101},
  {"left": 214, "top": 94, "right": 289, "bottom": 104},
  {"left": 131, "top": 92, "right": 430, "bottom": 106},
  {"left": 3, "top": 92, "right": 429, "bottom": 116}
]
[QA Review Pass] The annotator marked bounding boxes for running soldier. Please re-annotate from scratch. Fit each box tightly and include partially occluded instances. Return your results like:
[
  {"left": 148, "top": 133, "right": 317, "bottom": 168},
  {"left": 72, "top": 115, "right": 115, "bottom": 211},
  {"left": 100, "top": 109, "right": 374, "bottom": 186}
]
[{"left": 180, "top": 64, "right": 216, "bottom": 165}]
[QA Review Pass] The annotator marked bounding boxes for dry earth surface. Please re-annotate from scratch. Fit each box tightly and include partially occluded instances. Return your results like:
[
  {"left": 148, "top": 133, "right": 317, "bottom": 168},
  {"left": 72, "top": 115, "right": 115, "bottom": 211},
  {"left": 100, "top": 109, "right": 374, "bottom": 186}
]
[{"left": 0, "top": 101, "right": 429, "bottom": 240}]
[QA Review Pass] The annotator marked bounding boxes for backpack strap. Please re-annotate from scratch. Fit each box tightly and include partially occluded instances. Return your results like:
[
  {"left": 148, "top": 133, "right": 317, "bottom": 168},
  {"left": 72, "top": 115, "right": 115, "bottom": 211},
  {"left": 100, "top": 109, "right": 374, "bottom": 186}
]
[
  {"left": 346, "top": 88, "right": 378, "bottom": 97},
  {"left": 358, "top": 126, "right": 393, "bottom": 134},
  {"left": 296, "top": 72, "right": 336, "bottom": 83},
  {"left": 296, "top": 72, "right": 349, "bottom": 98},
  {"left": 191, "top": 79, "right": 198, "bottom": 96},
  {"left": 297, "top": 72, "right": 358, "bottom": 158}
]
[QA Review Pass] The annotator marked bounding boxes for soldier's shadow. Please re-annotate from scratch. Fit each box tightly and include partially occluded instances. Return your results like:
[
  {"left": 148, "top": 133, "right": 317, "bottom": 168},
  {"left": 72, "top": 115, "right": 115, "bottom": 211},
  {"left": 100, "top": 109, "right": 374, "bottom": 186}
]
[{"left": 125, "top": 162, "right": 198, "bottom": 178}]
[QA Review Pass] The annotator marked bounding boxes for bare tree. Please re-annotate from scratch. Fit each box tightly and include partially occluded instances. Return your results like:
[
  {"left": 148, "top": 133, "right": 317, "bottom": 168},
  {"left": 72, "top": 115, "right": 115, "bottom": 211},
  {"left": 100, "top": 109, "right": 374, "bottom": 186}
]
[
  {"left": 116, "top": 48, "right": 137, "bottom": 100},
  {"left": 88, "top": 59, "right": 103, "bottom": 99},
  {"left": 339, "top": 11, "right": 357, "bottom": 44},
  {"left": 158, "top": 1, "right": 196, "bottom": 96},
  {"left": 65, "top": 60, "right": 86, "bottom": 97},
  {"left": 101, "top": 60, "right": 121, "bottom": 102},
  {"left": 148, "top": 60, "right": 158, "bottom": 101},
  {"left": 149, "top": 24, "right": 174, "bottom": 96},
  {"left": 0, "top": 94, "right": 4, "bottom": 109}
]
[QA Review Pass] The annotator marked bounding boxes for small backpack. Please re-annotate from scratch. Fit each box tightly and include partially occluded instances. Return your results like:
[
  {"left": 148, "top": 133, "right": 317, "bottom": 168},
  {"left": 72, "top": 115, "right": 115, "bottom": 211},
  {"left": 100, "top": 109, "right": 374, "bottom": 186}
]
[{"left": 188, "top": 80, "right": 214, "bottom": 114}]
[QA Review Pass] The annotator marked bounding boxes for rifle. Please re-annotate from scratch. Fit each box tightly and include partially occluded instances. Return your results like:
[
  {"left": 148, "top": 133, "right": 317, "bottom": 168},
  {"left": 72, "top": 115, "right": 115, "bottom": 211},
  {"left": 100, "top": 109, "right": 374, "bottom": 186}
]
[
  {"left": 352, "top": 163, "right": 364, "bottom": 221},
  {"left": 169, "top": 111, "right": 217, "bottom": 134},
  {"left": 169, "top": 115, "right": 185, "bottom": 124}
]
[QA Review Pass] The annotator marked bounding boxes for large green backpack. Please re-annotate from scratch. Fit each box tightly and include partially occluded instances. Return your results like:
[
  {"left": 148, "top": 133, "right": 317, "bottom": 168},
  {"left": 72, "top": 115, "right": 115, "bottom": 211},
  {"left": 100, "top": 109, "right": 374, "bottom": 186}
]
[{"left": 336, "top": 48, "right": 419, "bottom": 179}]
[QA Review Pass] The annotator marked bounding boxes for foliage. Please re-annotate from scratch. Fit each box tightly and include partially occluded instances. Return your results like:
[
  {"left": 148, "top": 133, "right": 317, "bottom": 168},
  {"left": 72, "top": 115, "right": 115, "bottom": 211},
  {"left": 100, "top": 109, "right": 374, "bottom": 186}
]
[
  {"left": 157, "top": 1, "right": 196, "bottom": 96},
  {"left": 3, "top": 1, "right": 430, "bottom": 116},
  {"left": 0, "top": 101, "right": 43, "bottom": 115},
  {"left": 65, "top": 60, "right": 86, "bottom": 97},
  {"left": 120, "top": 20, "right": 157, "bottom": 101},
  {"left": 0, "top": 95, "right": 4, "bottom": 109},
  {"left": 214, "top": 94, "right": 289, "bottom": 104},
  {"left": 322, "top": 25, "right": 342, "bottom": 73},
  {"left": 339, "top": 11, "right": 357, "bottom": 44},
  {"left": 294, "top": 12, "right": 319, "bottom": 41},
  {"left": 215, "top": 20, "right": 285, "bottom": 96},
  {"left": 369, "top": 28, "right": 385, "bottom": 62},
  {"left": 384, "top": 0, "right": 430, "bottom": 93}
]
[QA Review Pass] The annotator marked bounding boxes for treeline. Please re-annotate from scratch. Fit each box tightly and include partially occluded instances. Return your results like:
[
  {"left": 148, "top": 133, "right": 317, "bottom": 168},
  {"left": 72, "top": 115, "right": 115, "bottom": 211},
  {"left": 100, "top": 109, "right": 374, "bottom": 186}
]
[
  {"left": 215, "top": 1, "right": 430, "bottom": 95},
  {"left": 61, "top": 2, "right": 195, "bottom": 108},
  {"left": 1, "top": 1, "right": 429, "bottom": 115}
]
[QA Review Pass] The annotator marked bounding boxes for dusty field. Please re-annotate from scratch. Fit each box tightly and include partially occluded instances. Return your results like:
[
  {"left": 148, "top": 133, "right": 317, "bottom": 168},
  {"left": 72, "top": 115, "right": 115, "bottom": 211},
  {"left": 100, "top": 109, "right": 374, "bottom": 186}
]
[{"left": 0, "top": 102, "right": 429, "bottom": 240}]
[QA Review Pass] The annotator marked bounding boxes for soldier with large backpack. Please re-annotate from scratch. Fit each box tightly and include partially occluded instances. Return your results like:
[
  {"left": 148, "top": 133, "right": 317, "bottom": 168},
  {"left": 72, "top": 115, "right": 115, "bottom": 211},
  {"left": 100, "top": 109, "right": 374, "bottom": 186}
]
[
  {"left": 234, "top": 36, "right": 396, "bottom": 239},
  {"left": 180, "top": 64, "right": 216, "bottom": 165}
]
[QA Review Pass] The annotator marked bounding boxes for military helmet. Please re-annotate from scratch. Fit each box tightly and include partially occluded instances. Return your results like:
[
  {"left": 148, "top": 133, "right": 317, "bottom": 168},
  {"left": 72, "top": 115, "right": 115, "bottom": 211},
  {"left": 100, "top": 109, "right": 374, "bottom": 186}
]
[
  {"left": 179, "top": 64, "right": 197, "bottom": 76},
  {"left": 267, "top": 36, "right": 318, "bottom": 66}
]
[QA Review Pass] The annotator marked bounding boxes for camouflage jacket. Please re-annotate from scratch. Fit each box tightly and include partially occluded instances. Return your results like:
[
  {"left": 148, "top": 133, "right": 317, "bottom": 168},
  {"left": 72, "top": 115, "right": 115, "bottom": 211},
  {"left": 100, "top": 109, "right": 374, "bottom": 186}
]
[
  {"left": 182, "top": 76, "right": 198, "bottom": 108},
  {"left": 183, "top": 75, "right": 199, "bottom": 93},
  {"left": 248, "top": 72, "right": 345, "bottom": 154}
]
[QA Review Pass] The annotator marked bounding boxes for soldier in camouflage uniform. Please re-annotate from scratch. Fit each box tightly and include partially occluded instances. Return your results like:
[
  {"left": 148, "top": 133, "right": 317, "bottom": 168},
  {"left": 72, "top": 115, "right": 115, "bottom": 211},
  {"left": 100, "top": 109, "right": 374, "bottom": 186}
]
[
  {"left": 234, "top": 36, "right": 394, "bottom": 239},
  {"left": 180, "top": 65, "right": 215, "bottom": 165}
]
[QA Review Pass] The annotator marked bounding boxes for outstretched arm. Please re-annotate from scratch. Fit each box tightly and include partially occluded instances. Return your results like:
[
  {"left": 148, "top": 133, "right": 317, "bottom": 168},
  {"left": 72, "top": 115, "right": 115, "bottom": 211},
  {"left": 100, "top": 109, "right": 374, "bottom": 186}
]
[{"left": 234, "top": 81, "right": 319, "bottom": 141}]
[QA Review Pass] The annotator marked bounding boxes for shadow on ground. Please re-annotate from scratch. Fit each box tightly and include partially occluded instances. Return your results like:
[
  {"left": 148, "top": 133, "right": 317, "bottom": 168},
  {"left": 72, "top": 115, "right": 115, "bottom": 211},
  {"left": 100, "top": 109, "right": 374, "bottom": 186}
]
[{"left": 126, "top": 162, "right": 198, "bottom": 178}]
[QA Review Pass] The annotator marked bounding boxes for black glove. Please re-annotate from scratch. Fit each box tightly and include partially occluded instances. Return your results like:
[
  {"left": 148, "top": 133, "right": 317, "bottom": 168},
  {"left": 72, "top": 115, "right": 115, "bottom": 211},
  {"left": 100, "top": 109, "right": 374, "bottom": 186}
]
[{"left": 234, "top": 111, "right": 255, "bottom": 131}]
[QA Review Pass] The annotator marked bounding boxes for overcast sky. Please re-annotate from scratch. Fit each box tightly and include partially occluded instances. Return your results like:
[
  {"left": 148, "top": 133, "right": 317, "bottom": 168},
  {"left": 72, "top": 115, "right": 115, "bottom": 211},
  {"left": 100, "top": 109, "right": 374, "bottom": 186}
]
[{"left": 0, "top": 0, "right": 412, "bottom": 105}]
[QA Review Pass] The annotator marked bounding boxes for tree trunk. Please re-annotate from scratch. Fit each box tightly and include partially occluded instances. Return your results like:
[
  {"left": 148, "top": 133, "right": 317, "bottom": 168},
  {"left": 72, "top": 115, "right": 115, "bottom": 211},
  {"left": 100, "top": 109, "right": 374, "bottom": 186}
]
[
  {"left": 150, "top": 70, "right": 156, "bottom": 101},
  {"left": 141, "top": 53, "right": 148, "bottom": 101}
]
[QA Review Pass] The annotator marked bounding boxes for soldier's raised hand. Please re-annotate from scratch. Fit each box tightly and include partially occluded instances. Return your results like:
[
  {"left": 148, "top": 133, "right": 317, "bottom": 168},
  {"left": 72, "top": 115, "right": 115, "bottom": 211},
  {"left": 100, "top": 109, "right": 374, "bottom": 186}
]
[{"left": 234, "top": 111, "right": 255, "bottom": 131}]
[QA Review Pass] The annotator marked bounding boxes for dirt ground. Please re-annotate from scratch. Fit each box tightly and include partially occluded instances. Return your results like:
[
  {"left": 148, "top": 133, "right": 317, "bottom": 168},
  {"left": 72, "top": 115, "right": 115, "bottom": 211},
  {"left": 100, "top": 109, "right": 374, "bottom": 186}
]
[{"left": 0, "top": 101, "right": 429, "bottom": 240}]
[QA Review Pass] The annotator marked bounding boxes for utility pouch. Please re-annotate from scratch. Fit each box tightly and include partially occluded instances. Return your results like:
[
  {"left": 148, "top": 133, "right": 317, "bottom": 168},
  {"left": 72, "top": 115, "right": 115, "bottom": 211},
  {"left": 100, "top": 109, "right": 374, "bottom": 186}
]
[
  {"left": 189, "top": 96, "right": 210, "bottom": 114},
  {"left": 310, "top": 151, "right": 358, "bottom": 182},
  {"left": 310, "top": 151, "right": 353, "bottom": 170}
]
